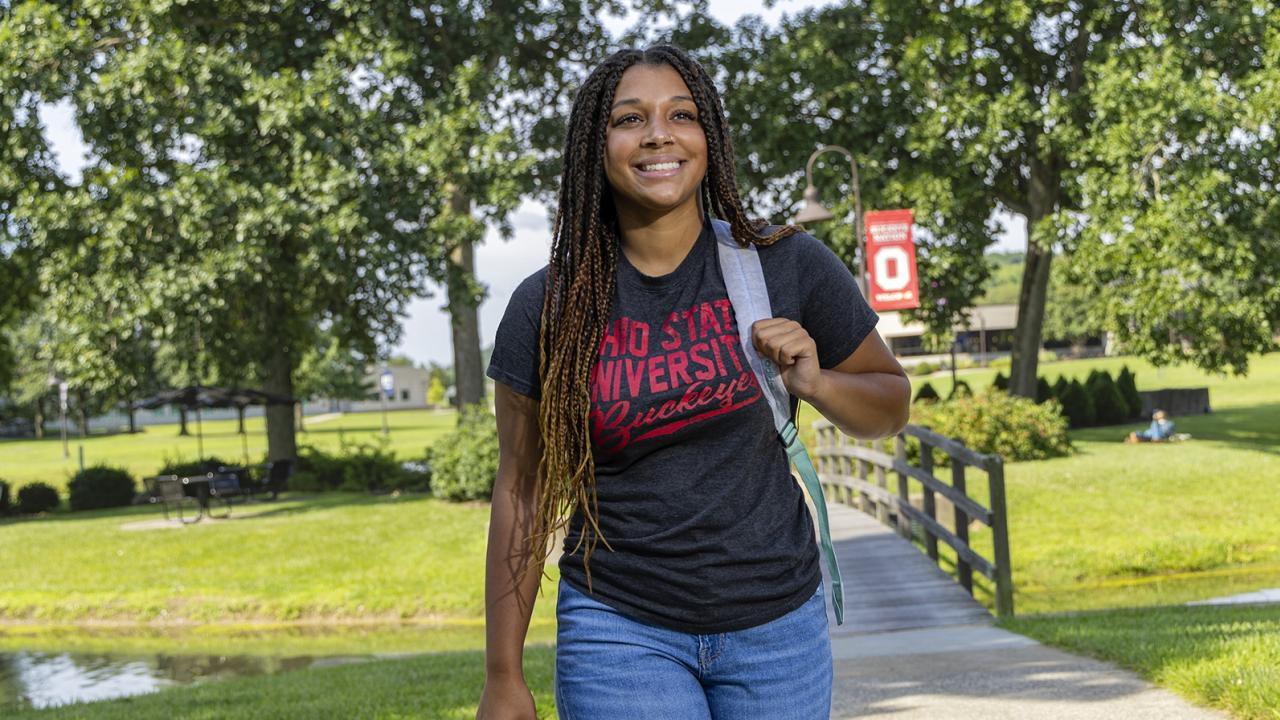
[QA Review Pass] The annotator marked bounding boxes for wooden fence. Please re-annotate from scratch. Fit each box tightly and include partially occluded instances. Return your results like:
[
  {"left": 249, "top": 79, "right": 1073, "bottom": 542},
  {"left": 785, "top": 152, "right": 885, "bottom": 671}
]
[{"left": 811, "top": 420, "right": 1014, "bottom": 617}]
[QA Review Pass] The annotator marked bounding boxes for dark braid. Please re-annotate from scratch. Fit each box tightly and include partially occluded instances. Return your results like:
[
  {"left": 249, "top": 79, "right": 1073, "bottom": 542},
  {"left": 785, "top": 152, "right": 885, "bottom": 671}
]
[{"left": 522, "top": 45, "right": 803, "bottom": 591}]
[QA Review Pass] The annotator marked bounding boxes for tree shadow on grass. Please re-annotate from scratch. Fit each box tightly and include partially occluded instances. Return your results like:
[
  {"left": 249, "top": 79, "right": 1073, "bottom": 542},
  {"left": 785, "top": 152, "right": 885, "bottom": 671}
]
[{"left": 1070, "top": 402, "right": 1280, "bottom": 456}]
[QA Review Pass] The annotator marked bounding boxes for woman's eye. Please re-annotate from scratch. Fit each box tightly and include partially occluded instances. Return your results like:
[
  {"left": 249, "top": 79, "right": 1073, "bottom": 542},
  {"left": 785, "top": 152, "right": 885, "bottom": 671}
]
[
  {"left": 674, "top": 110, "right": 696, "bottom": 121},
  {"left": 613, "top": 114, "right": 641, "bottom": 126}
]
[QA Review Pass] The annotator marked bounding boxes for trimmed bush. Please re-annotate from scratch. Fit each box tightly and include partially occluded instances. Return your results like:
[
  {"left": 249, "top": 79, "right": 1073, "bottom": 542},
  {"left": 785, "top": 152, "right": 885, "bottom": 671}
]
[
  {"left": 947, "top": 380, "right": 973, "bottom": 401},
  {"left": 987, "top": 356, "right": 1012, "bottom": 370},
  {"left": 992, "top": 372, "right": 1009, "bottom": 392},
  {"left": 1087, "top": 372, "right": 1130, "bottom": 426},
  {"left": 295, "top": 443, "right": 428, "bottom": 493},
  {"left": 910, "top": 390, "right": 1072, "bottom": 462},
  {"left": 1036, "top": 377, "right": 1053, "bottom": 404},
  {"left": 68, "top": 465, "right": 136, "bottom": 511},
  {"left": 1116, "top": 366, "right": 1142, "bottom": 418},
  {"left": 16, "top": 483, "right": 60, "bottom": 514},
  {"left": 1051, "top": 376, "right": 1069, "bottom": 403},
  {"left": 429, "top": 405, "right": 500, "bottom": 501},
  {"left": 1059, "top": 379, "right": 1096, "bottom": 428},
  {"left": 0, "top": 479, "right": 10, "bottom": 515},
  {"left": 914, "top": 382, "right": 941, "bottom": 404},
  {"left": 158, "top": 456, "right": 237, "bottom": 478}
]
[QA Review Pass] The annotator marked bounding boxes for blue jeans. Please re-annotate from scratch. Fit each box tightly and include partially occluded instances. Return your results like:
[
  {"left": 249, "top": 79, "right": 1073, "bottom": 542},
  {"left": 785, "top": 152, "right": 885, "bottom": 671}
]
[{"left": 554, "top": 578, "right": 832, "bottom": 719}]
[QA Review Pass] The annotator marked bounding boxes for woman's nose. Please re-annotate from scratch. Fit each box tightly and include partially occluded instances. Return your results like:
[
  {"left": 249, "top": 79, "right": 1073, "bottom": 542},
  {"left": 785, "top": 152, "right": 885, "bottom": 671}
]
[{"left": 642, "top": 117, "right": 674, "bottom": 146}]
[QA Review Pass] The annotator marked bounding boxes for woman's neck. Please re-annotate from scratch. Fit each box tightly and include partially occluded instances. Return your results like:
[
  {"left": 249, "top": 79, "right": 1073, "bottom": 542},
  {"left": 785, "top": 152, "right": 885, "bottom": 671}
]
[{"left": 615, "top": 199, "right": 704, "bottom": 277}]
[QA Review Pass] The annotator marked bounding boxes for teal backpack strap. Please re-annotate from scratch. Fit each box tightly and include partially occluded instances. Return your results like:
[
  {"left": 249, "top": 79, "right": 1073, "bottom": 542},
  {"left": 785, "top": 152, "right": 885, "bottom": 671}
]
[{"left": 711, "top": 219, "right": 845, "bottom": 625}]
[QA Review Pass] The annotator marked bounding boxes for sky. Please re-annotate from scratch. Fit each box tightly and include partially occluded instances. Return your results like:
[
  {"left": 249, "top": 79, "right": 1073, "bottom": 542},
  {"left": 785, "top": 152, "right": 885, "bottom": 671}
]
[{"left": 38, "top": 0, "right": 1027, "bottom": 368}]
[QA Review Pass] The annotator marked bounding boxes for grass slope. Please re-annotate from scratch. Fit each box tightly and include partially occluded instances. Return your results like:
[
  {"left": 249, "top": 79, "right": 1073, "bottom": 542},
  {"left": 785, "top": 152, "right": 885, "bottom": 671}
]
[{"left": 1003, "top": 604, "right": 1280, "bottom": 720}]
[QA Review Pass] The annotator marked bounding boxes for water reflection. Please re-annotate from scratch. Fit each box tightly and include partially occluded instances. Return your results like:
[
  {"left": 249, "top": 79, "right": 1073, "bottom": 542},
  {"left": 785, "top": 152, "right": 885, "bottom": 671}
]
[{"left": 0, "top": 650, "right": 374, "bottom": 710}]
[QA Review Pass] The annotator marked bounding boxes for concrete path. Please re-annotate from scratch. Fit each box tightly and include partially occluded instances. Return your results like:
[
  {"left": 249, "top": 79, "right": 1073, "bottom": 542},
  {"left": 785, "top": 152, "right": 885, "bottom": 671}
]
[{"left": 816, "top": 501, "right": 1225, "bottom": 718}]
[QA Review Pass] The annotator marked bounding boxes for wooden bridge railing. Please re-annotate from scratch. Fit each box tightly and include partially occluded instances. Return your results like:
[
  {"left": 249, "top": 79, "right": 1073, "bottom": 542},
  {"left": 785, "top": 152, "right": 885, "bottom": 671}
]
[{"left": 811, "top": 420, "right": 1014, "bottom": 617}]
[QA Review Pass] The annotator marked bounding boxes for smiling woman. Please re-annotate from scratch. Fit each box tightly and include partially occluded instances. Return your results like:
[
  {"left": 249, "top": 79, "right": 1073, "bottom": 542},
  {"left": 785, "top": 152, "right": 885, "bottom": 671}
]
[{"left": 476, "top": 45, "right": 909, "bottom": 720}]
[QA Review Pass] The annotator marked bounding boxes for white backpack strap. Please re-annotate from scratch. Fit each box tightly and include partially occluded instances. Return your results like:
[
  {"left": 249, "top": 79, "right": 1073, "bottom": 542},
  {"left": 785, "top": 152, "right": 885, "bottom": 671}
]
[
  {"left": 711, "top": 219, "right": 792, "bottom": 431},
  {"left": 711, "top": 218, "right": 846, "bottom": 625}
]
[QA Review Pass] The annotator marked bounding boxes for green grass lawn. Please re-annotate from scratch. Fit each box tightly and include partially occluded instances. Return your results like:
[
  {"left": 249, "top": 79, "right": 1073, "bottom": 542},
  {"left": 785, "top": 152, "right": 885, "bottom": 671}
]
[
  {"left": 3, "top": 354, "right": 1278, "bottom": 718},
  {"left": 0, "top": 493, "right": 560, "bottom": 628},
  {"left": 0, "top": 409, "right": 459, "bottom": 493}
]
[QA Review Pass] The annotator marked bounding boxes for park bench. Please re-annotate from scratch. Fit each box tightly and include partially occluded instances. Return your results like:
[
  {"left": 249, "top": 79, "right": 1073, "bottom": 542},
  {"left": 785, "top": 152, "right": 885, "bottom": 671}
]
[{"left": 203, "top": 471, "right": 245, "bottom": 518}]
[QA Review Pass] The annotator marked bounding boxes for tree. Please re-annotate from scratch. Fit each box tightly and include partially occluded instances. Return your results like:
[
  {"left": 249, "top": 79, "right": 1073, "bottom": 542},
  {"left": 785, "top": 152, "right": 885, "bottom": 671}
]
[
  {"left": 427, "top": 376, "right": 446, "bottom": 407},
  {"left": 1043, "top": 259, "right": 1107, "bottom": 353},
  {"left": 701, "top": 2, "right": 1278, "bottom": 395},
  {"left": 3, "top": 2, "right": 625, "bottom": 460}
]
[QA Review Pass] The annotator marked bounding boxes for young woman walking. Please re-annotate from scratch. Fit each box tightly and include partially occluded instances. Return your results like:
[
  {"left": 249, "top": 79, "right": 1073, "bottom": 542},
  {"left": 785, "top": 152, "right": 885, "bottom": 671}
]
[{"left": 477, "top": 45, "right": 911, "bottom": 720}]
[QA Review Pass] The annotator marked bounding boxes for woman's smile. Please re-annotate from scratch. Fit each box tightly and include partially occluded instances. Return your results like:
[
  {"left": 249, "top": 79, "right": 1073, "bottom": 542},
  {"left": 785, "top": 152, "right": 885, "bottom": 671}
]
[{"left": 632, "top": 155, "right": 687, "bottom": 178}]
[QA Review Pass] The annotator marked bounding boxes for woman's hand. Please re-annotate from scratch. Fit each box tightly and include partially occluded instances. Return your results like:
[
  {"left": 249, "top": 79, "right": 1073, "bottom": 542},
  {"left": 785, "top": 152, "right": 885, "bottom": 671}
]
[
  {"left": 476, "top": 674, "right": 537, "bottom": 720},
  {"left": 750, "top": 317, "right": 823, "bottom": 400}
]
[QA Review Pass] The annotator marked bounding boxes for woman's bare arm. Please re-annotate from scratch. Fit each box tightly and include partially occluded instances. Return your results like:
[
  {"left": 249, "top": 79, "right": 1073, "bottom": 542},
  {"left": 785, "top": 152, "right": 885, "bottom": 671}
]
[
  {"left": 477, "top": 383, "right": 545, "bottom": 719},
  {"left": 805, "top": 330, "right": 911, "bottom": 439}
]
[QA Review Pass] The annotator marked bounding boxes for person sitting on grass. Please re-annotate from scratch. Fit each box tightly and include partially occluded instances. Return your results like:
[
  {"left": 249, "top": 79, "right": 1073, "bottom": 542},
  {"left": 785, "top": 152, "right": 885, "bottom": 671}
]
[{"left": 1126, "top": 409, "right": 1175, "bottom": 443}]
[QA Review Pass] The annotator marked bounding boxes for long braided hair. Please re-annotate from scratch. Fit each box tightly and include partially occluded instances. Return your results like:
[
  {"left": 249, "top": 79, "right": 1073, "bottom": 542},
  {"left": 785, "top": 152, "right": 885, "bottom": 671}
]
[{"left": 527, "top": 45, "right": 802, "bottom": 589}]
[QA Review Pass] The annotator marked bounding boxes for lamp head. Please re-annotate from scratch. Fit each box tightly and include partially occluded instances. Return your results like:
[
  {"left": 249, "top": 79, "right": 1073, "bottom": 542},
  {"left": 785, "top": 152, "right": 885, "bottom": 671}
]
[{"left": 793, "top": 184, "right": 834, "bottom": 224}]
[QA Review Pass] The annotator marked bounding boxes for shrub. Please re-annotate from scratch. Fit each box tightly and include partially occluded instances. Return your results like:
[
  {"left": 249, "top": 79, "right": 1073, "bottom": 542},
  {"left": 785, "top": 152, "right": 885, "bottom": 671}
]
[
  {"left": 1059, "top": 379, "right": 1096, "bottom": 428},
  {"left": 1087, "top": 372, "right": 1129, "bottom": 426},
  {"left": 1051, "top": 376, "right": 1069, "bottom": 403},
  {"left": 914, "top": 382, "right": 940, "bottom": 404},
  {"left": 68, "top": 465, "right": 136, "bottom": 511},
  {"left": 334, "top": 442, "right": 422, "bottom": 493},
  {"left": 991, "top": 372, "right": 1009, "bottom": 392},
  {"left": 158, "top": 455, "right": 237, "bottom": 478},
  {"left": 17, "top": 483, "right": 60, "bottom": 514},
  {"left": 910, "top": 390, "right": 1072, "bottom": 462},
  {"left": 0, "top": 479, "right": 10, "bottom": 515},
  {"left": 295, "top": 442, "right": 428, "bottom": 493},
  {"left": 1035, "top": 377, "right": 1053, "bottom": 404},
  {"left": 907, "top": 361, "right": 937, "bottom": 376},
  {"left": 946, "top": 380, "right": 973, "bottom": 401},
  {"left": 987, "top": 356, "right": 1012, "bottom": 370},
  {"left": 1116, "top": 366, "right": 1142, "bottom": 418},
  {"left": 429, "top": 404, "right": 500, "bottom": 501}
]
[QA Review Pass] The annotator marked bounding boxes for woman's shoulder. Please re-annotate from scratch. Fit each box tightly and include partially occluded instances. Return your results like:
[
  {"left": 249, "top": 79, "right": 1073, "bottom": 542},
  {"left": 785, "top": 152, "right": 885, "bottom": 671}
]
[
  {"left": 511, "top": 265, "right": 550, "bottom": 306},
  {"left": 753, "top": 225, "right": 843, "bottom": 275}
]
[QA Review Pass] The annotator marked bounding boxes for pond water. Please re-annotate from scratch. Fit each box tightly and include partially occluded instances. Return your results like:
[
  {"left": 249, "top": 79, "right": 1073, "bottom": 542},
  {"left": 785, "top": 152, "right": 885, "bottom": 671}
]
[{"left": 0, "top": 649, "right": 396, "bottom": 710}]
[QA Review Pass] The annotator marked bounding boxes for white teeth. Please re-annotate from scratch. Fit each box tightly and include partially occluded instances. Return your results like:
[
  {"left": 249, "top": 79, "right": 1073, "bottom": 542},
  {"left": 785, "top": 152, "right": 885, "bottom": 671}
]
[{"left": 640, "top": 162, "right": 680, "bottom": 171}]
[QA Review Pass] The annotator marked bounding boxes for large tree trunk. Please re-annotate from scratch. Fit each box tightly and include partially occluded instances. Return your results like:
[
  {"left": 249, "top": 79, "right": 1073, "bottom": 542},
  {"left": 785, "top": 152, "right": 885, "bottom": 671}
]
[
  {"left": 447, "top": 190, "right": 486, "bottom": 411},
  {"left": 263, "top": 344, "right": 298, "bottom": 462},
  {"left": 236, "top": 406, "right": 246, "bottom": 435},
  {"left": 1010, "top": 241, "right": 1053, "bottom": 397},
  {"left": 128, "top": 406, "right": 137, "bottom": 434},
  {"left": 1010, "top": 159, "right": 1058, "bottom": 398}
]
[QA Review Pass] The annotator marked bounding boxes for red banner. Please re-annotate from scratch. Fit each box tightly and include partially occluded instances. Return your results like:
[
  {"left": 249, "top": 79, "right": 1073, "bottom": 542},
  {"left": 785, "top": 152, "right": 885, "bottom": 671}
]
[{"left": 864, "top": 209, "right": 920, "bottom": 311}]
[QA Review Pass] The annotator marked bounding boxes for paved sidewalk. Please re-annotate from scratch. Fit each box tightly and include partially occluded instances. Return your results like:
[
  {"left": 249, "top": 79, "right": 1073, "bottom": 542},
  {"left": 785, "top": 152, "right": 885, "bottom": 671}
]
[{"left": 828, "top": 624, "right": 1224, "bottom": 719}]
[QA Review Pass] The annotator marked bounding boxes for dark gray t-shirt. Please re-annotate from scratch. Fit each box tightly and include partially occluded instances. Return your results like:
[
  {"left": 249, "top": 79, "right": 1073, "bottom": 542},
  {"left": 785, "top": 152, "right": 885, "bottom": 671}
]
[{"left": 486, "top": 218, "right": 879, "bottom": 634}]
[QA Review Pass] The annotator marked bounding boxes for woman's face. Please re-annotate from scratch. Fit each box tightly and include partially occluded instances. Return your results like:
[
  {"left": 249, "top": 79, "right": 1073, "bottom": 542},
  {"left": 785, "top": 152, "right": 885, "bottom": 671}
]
[{"left": 604, "top": 63, "right": 708, "bottom": 218}]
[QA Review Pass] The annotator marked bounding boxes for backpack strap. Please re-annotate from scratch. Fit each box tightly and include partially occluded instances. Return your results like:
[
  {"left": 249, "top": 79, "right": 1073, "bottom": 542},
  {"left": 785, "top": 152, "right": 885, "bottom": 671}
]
[{"left": 711, "top": 218, "right": 845, "bottom": 626}]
